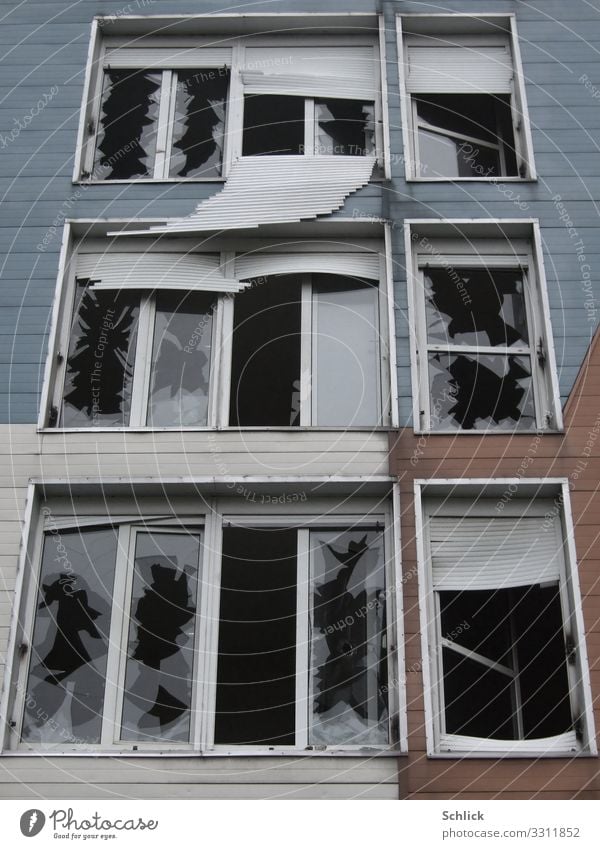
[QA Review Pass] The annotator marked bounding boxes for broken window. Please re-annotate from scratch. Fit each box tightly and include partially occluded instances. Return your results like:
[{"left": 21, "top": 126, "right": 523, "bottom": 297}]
[
  {"left": 401, "top": 22, "right": 533, "bottom": 179},
  {"left": 90, "top": 68, "right": 228, "bottom": 180},
  {"left": 310, "top": 530, "right": 388, "bottom": 745},
  {"left": 59, "top": 281, "right": 215, "bottom": 428},
  {"left": 121, "top": 531, "right": 201, "bottom": 742},
  {"left": 15, "top": 503, "right": 395, "bottom": 752},
  {"left": 414, "top": 95, "right": 518, "bottom": 179},
  {"left": 22, "top": 527, "right": 118, "bottom": 745},
  {"left": 410, "top": 239, "right": 557, "bottom": 432},
  {"left": 229, "top": 274, "right": 382, "bottom": 427},
  {"left": 422, "top": 497, "right": 590, "bottom": 754}
]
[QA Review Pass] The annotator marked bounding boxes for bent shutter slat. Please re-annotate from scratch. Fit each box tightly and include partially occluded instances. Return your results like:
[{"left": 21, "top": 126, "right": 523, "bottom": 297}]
[
  {"left": 234, "top": 252, "right": 380, "bottom": 281},
  {"left": 406, "top": 43, "right": 513, "bottom": 94},
  {"left": 429, "top": 515, "right": 561, "bottom": 590},
  {"left": 76, "top": 253, "right": 242, "bottom": 292},
  {"left": 242, "top": 46, "right": 377, "bottom": 101}
]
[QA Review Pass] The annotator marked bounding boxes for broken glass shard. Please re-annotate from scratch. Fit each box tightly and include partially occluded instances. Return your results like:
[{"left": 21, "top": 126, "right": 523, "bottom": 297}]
[
  {"left": 312, "top": 276, "right": 380, "bottom": 426},
  {"left": 61, "top": 279, "right": 139, "bottom": 427},
  {"left": 310, "top": 530, "right": 388, "bottom": 746},
  {"left": 425, "top": 268, "right": 528, "bottom": 347},
  {"left": 121, "top": 531, "right": 200, "bottom": 742},
  {"left": 147, "top": 292, "right": 214, "bottom": 427},
  {"left": 314, "top": 99, "right": 375, "bottom": 156},
  {"left": 169, "top": 68, "right": 229, "bottom": 178},
  {"left": 93, "top": 70, "right": 161, "bottom": 180},
  {"left": 429, "top": 353, "right": 535, "bottom": 430},
  {"left": 22, "top": 527, "right": 118, "bottom": 745}
]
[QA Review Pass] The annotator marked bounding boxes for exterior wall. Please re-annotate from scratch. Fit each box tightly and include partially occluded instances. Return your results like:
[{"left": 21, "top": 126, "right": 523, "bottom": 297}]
[{"left": 389, "top": 330, "right": 600, "bottom": 799}]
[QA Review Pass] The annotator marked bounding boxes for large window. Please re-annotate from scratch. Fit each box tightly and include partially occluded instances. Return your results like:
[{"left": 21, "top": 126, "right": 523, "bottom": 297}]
[
  {"left": 77, "top": 30, "right": 383, "bottom": 181},
  {"left": 417, "top": 484, "right": 596, "bottom": 756},
  {"left": 407, "top": 222, "right": 560, "bottom": 433},
  {"left": 45, "top": 243, "right": 390, "bottom": 429},
  {"left": 8, "top": 496, "right": 398, "bottom": 753},
  {"left": 398, "top": 16, "right": 534, "bottom": 180}
]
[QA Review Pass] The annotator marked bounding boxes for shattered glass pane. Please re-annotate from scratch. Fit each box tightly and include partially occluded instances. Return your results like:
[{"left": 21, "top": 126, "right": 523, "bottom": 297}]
[
  {"left": 440, "top": 590, "right": 513, "bottom": 667},
  {"left": 169, "top": 68, "right": 229, "bottom": 178},
  {"left": 425, "top": 268, "right": 528, "bottom": 347},
  {"left": 93, "top": 70, "right": 161, "bottom": 180},
  {"left": 61, "top": 280, "right": 139, "bottom": 427},
  {"left": 147, "top": 292, "right": 214, "bottom": 427},
  {"left": 310, "top": 530, "right": 388, "bottom": 746},
  {"left": 415, "top": 94, "right": 518, "bottom": 178},
  {"left": 121, "top": 531, "right": 201, "bottom": 742},
  {"left": 242, "top": 94, "right": 304, "bottom": 155},
  {"left": 429, "top": 353, "right": 536, "bottom": 430},
  {"left": 314, "top": 99, "right": 375, "bottom": 156},
  {"left": 22, "top": 528, "right": 118, "bottom": 745},
  {"left": 313, "top": 276, "right": 380, "bottom": 426}
]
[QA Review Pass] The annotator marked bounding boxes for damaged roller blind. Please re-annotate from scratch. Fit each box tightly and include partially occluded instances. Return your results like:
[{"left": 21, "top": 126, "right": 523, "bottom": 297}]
[
  {"left": 75, "top": 252, "right": 241, "bottom": 292},
  {"left": 133, "top": 155, "right": 376, "bottom": 234},
  {"left": 310, "top": 530, "right": 388, "bottom": 746},
  {"left": 242, "top": 46, "right": 377, "bottom": 100}
]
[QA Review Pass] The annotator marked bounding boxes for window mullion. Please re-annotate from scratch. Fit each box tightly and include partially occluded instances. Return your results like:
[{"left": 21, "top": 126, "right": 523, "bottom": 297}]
[
  {"left": 215, "top": 252, "right": 235, "bottom": 427},
  {"left": 162, "top": 70, "right": 178, "bottom": 179},
  {"left": 153, "top": 70, "right": 172, "bottom": 179},
  {"left": 507, "top": 592, "right": 525, "bottom": 739},
  {"left": 100, "top": 523, "right": 133, "bottom": 748},
  {"left": 300, "top": 275, "right": 312, "bottom": 426},
  {"left": 129, "top": 293, "right": 155, "bottom": 426},
  {"left": 304, "top": 97, "right": 315, "bottom": 155},
  {"left": 200, "top": 500, "right": 223, "bottom": 751},
  {"left": 296, "top": 529, "right": 310, "bottom": 749}
]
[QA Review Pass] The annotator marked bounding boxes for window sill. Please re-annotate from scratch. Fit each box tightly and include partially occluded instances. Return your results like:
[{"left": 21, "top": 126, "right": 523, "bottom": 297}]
[
  {"left": 74, "top": 177, "right": 227, "bottom": 185},
  {"left": 405, "top": 177, "right": 537, "bottom": 183},
  {"left": 413, "top": 428, "right": 564, "bottom": 436},
  {"left": 4, "top": 748, "right": 404, "bottom": 758},
  {"left": 37, "top": 425, "right": 392, "bottom": 434},
  {"left": 428, "top": 750, "right": 594, "bottom": 760}
]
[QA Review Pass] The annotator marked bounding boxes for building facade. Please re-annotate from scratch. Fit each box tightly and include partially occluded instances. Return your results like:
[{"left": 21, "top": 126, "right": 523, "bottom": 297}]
[{"left": 0, "top": 0, "right": 599, "bottom": 799}]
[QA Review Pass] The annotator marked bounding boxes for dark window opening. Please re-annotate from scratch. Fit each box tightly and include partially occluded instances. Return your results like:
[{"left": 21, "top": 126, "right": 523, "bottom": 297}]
[
  {"left": 315, "top": 99, "right": 375, "bottom": 156},
  {"left": 242, "top": 95, "right": 305, "bottom": 156},
  {"left": 169, "top": 69, "right": 229, "bottom": 178},
  {"left": 61, "top": 280, "right": 139, "bottom": 427},
  {"left": 215, "top": 527, "right": 297, "bottom": 745},
  {"left": 440, "top": 585, "right": 572, "bottom": 740},
  {"left": 415, "top": 94, "right": 518, "bottom": 178},
  {"left": 229, "top": 276, "right": 301, "bottom": 426},
  {"left": 94, "top": 70, "right": 161, "bottom": 180}
]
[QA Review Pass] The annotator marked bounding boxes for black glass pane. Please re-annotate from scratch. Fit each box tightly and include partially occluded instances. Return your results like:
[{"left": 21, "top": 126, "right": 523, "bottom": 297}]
[
  {"left": 242, "top": 95, "right": 304, "bottom": 156},
  {"left": 315, "top": 99, "right": 375, "bottom": 156},
  {"left": 440, "top": 589, "right": 513, "bottom": 667},
  {"left": 215, "top": 527, "right": 297, "bottom": 745},
  {"left": 170, "top": 69, "right": 229, "bottom": 178}
]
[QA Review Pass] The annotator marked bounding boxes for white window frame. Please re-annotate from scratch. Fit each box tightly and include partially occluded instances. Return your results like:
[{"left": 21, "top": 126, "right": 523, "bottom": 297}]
[
  {"left": 404, "top": 219, "right": 562, "bottom": 434},
  {"left": 3, "top": 485, "right": 404, "bottom": 756},
  {"left": 415, "top": 478, "right": 597, "bottom": 758},
  {"left": 396, "top": 14, "right": 536, "bottom": 182},
  {"left": 40, "top": 226, "right": 393, "bottom": 431},
  {"left": 75, "top": 22, "right": 385, "bottom": 183}
]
